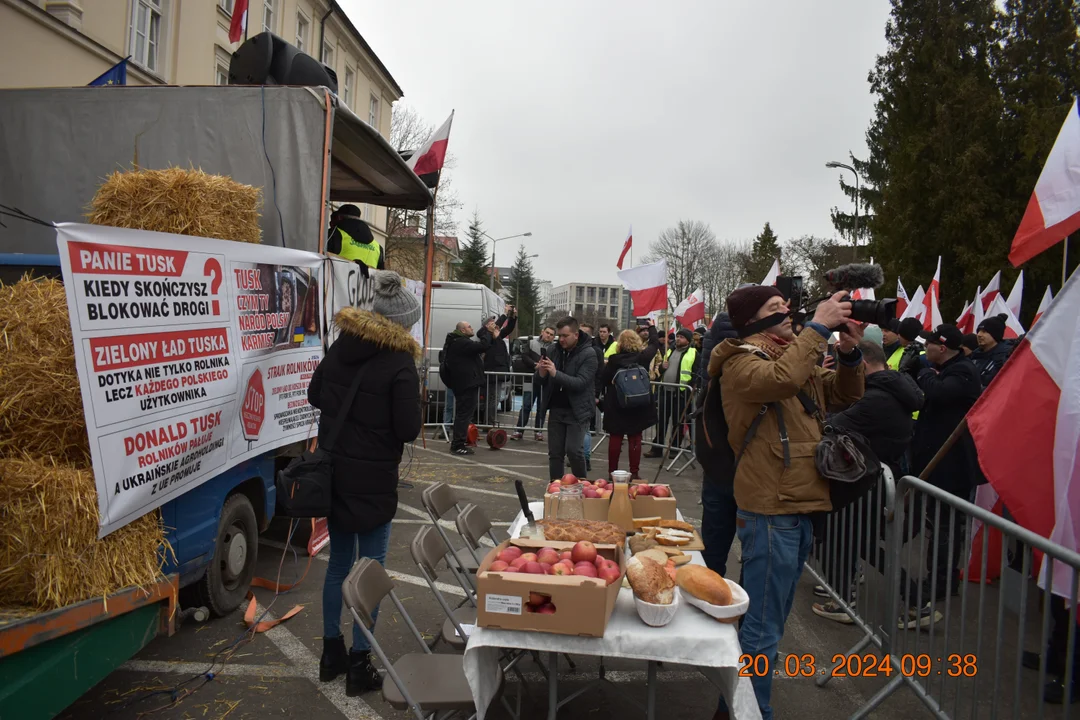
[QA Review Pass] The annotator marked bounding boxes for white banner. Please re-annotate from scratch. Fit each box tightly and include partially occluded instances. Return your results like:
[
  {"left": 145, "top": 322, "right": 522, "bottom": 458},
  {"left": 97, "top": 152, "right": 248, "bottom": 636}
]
[{"left": 56, "top": 223, "right": 325, "bottom": 537}]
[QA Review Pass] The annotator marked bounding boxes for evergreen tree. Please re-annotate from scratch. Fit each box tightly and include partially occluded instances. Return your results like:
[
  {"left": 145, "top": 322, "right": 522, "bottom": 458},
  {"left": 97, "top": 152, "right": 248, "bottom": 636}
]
[
  {"left": 994, "top": 0, "right": 1080, "bottom": 323},
  {"left": 863, "top": 0, "right": 1006, "bottom": 318},
  {"left": 742, "top": 222, "right": 781, "bottom": 282},
  {"left": 507, "top": 246, "right": 541, "bottom": 336},
  {"left": 829, "top": 152, "right": 882, "bottom": 248},
  {"left": 454, "top": 209, "right": 492, "bottom": 284}
]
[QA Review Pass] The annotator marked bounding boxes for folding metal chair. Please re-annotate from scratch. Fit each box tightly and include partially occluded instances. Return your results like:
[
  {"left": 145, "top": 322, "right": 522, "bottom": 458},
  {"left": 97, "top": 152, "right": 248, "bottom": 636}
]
[
  {"left": 455, "top": 503, "right": 503, "bottom": 566},
  {"left": 343, "top": 557, "right": 507, "bottom": 720},
  {"left": 411, "top": 524, "right": 480, "bottom": 651},
  {"left": 422, "top": 482, "right": 480, "bottom": 595}
]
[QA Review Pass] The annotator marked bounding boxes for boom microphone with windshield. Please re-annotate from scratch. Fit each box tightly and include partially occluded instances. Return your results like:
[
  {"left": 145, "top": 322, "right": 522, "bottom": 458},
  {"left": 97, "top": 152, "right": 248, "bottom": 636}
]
[
  {"left": 785, "top": 263, "right": 897, "bottom": 330},
  {"left": 824, "top": 263, "right": 885, "bottom": 292}
]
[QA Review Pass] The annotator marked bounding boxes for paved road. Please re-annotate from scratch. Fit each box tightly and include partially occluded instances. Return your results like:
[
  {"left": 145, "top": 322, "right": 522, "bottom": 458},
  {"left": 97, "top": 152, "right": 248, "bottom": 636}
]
[{"left": 58, "top": 430, "right": 1060, "bottom": 720}]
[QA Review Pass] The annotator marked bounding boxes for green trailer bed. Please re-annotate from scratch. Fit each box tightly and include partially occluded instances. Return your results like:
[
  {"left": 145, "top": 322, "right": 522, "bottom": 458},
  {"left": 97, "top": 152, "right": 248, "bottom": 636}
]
[{"left": 0, "top": 575, "right": 178, "bottom": 720}]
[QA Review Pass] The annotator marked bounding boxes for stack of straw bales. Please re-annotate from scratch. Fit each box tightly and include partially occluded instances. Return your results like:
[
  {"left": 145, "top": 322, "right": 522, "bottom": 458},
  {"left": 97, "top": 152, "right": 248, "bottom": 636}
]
[
  {"left": 87, "top": 167, "right": 262, "bottom": 244},
  {"left": 0, "top": 167, "right": 261, "bottom": 610}
]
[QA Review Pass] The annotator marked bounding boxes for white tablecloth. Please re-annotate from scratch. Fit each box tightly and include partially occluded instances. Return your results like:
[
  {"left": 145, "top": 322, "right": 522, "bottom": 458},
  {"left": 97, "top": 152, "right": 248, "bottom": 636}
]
[{"left": 463, "top": 506, "right": 762, "bottom": 719}]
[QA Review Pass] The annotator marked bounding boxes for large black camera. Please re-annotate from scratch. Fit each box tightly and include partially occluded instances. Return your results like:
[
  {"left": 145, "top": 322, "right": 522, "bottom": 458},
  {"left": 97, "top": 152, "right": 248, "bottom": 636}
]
[{"left": 778, "top": 263, "right": 898, "bottom": 331}]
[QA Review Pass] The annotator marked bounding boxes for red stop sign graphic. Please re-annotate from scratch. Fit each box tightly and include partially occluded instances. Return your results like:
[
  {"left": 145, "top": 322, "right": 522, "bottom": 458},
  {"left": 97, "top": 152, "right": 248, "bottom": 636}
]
[{"left": 241, "top": 369, "right": 265, "bottom": 441}]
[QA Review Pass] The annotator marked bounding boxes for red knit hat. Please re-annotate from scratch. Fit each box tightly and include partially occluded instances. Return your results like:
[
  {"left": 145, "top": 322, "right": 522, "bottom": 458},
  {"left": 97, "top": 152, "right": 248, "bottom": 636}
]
[{"left": 726, "top": 285, "right": 784, "bottom": 332}]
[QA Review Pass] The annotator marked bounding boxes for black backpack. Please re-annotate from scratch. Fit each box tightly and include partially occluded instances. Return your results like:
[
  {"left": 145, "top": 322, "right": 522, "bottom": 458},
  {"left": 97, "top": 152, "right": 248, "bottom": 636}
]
[
  {"left": 438, "top": 343, "right": 452, "bottom": 388},
  {"left": 612, "top": 365, "right": 651, "bottom": 409},
  {"left": 695, "top": 372, "right": 737, "bottom": 478}
]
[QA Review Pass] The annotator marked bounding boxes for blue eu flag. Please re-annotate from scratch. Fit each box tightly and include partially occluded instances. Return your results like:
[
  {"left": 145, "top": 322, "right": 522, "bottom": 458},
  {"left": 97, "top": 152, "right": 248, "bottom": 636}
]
[{"left": 88, "top": 57, "right": 129, "bottom": 86}]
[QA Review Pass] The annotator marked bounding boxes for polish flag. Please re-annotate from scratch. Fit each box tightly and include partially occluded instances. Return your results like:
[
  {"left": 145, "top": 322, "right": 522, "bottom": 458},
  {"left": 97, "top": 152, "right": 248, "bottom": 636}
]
[
  {"left": 956, "top": 300, "right": 975, "bottom": 334},
  {"left": 852, "top": 258, "right": 877, "bottom": 301},
  {"left": 616, "top": 226, "right": 633, "bottom": 270},
  {"left": 1010, "top": 99, "right": 1080, "bottom": 266},
  {"left": 966, "top": 269, "right": 1080, "bottom": 597},
  {"left": 980, "top": 271, "right": 1002, "bottom": 312},
  {"left": 1006, "top": 270, "right": 1024, "bottom": 319},
  {"left": 896, "top": 278, "right": 910, "bottom": 318},
  {"left": 972, "top": 286, "right": 985, "bottom": 330},
  {"left": 761, "top": 258, "right": 780, "bottom": 287},
  {"left": 1034, "top": 286, "right": 1055, "bottom": 325},
  {"left": 901, "top": 285, "right": 926, "bottom": 321},
  {"left": 228, "top": 0, "right": 249, "bottom": 44},
  {"left": 922, "top": 256, "right": 942, "bottom": 330},
  {"left": 406, "top": 112, "right": 454, "bottom": 186},
  {"left": 984, "top": 294, "right": 1026, "bottom": 339},
  {"left": 674, "top": 288, "right": 706, "bottom": 327},
  {"left": 617, "top": 259, "right": 669, "bottom": 317}
]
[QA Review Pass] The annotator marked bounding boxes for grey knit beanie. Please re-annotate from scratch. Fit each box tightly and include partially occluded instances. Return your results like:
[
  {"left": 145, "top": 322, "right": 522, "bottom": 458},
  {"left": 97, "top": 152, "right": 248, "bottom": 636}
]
[{"left": 371, "top": 270, "right": 422, "bottom": 328}]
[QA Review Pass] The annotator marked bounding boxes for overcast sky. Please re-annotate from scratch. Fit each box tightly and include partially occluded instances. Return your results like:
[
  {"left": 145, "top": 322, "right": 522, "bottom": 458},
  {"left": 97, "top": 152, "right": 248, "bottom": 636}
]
[{"left": 343, "top": 0, "right": 892, "bottom": 288}]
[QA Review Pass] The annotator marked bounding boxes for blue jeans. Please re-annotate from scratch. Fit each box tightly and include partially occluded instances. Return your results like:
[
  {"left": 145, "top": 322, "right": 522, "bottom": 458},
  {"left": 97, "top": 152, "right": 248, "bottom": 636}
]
[
  {"left": 700, "top": 478, "right": 738, "bottom": 577},
  {"left": 322, "top": 520, "right": 392, "bottom": 652},
  {"left": 443, "top": 388, "right": 455, "bottom": 426},
  {"left": 717, "top": 510, "right": 813, "bottom": 720},
  {"left": 583, "top": 430, "right": 591, "bottom": 463}
]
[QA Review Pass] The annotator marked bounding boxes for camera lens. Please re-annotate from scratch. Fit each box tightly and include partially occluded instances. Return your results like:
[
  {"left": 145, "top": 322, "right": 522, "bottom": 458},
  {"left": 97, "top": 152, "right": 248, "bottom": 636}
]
[{"left": 849, "top": 299, "right": 898, "bottom": 326}]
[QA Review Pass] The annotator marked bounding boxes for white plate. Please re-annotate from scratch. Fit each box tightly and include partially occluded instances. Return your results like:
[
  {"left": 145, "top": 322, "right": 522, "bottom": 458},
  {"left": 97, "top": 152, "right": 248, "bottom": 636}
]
[
  {"left": 633, "top": 587, "right": 681, "bottom": 627},
  {"left": 683, "top": 580, "right": 749, "bottom": 620}
]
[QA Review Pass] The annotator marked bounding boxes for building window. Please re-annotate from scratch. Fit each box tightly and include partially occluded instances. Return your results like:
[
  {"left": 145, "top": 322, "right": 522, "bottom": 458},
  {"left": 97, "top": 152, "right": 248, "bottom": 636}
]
[
  {"left": 130, "top": 0, "right": 162, "bottom": 73},
  {"left": 322, "top": 41, "right": 334, "bottom": 67},
  {"left": 295, "top": 11, "right": 309, "bottom": 52},
  {"left": 343, "top": 66, "right": 354, "bottom": 108},
  {"left": 368, "top": 94, "right": 380, "bottom": 128},
  {"left": 598, "top": 287, "right": 607, "bottom": 302},
  {"left": 262, "top": 0, "right": 275, "bottom": 33},
  {"left": 587, "top": 287, "right": 596, "bottom": 302},
  {"left": 610, "top": 305, "right": 618, "bottom": 318},
  {"left": 575, "top": 304, "right": 583, "bottom": 315},
  {"left": 575, "top": 287, "right": 584, "bottom": 301},
  {"left": 216, "top": 63, "right": 229, "bottom": 86},
  {"left": 218, "top": 0, "right": 234, "bottom": 13}
]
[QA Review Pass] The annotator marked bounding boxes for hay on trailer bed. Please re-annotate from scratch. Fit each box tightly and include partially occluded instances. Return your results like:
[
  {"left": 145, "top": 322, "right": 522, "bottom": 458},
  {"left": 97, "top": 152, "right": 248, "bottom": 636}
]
[
  {"left": 0, "top": 276, "right": 89, "bottom": 466},
  {"left": 87, "top": 167, "right": 262, "bottom": 244},
  {"left": 0, "top": 457, "right": 169, "bottom": 611}
]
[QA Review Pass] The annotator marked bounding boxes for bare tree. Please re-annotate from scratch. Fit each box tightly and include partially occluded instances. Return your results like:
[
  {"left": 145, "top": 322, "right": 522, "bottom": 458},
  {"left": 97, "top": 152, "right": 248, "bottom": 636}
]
[
  {"left": 385, "top": 104, "right": 462, "bottom": 241},
  {"left": 783, "top": 235, "right": 849, "bottom": 299},
  {"left": 699, "top": 239, "right": 752, "bottom": 319},
  {"left": 644, "top": 220, "right": 718, "bottom": 310}
]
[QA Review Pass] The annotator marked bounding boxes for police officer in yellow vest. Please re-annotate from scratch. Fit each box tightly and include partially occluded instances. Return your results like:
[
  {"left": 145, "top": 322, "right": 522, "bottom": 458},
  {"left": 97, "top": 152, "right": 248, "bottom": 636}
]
[
  {"left": 886, "top": 317, "right": 927, "bottom": 419},
  {"left": 327, "top": 204, "right": 385, "bottom": 273},
  {"left": 645, "top": 328, "right": 698, "bottom": 458}
]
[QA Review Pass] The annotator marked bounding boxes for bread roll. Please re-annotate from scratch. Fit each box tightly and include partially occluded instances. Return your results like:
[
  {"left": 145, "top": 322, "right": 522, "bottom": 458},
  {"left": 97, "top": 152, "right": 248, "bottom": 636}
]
[
  {"left": 655, "top": 531, "right": 691, "bottom": 546},
  {"left": 626, "top": 556, "right": 675, "bottom": 605},
  {"left": 634, "top": 517, "right": 662, "bottom": 529},
  {"left": 658, "top": 519, "right": 695, "bottom": 533},
  {"left": 676, "top": 565, "right": 732, "bottom": 606}
]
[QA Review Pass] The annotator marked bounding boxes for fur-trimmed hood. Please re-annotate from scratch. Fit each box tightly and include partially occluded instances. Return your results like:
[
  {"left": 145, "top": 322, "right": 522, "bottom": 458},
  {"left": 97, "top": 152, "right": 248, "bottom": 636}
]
[{"left": 333, "top": 307, "right": 421, "bottom": 360}]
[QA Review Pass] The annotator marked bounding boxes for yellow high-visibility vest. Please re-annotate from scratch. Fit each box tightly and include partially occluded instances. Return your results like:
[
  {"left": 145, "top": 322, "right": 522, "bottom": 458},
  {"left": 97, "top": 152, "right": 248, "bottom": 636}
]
[
  {"left": 336, "top": 228, "right": 382, "bottom": 268},
  {"left": 604, "top": 342, "right": 618, "bottom": 359},
  {"left": 664, "top": 347, "right": 698, "bottom": 385},
  {"left": 887, "top": 344, "right": 923, "bottom": 419}
]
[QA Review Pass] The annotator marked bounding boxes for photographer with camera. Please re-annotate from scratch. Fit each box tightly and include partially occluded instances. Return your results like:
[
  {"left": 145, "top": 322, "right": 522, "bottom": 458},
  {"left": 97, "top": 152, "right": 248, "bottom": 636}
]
[
  {"left": 478, "top": 305, "right": 517, "bottom": 424},
  {"left": 711, "top": 286, "right": 864, "bottom": 720}
]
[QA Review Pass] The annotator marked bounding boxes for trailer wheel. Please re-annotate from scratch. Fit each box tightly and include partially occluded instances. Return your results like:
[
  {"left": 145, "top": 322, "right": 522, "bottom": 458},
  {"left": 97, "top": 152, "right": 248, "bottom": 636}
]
[{"left": 196, "top": 493, "right": 259, "bottom": 617}]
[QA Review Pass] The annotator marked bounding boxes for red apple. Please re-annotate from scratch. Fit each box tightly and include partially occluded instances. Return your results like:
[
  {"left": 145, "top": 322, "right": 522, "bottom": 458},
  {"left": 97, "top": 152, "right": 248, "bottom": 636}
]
[
  {"left": 583, "top": 486, "right": 600, "bottom": 499},
  {"left": 540, "top": 562, "right": 554, "bottom": 575},
  {"left": 498, "top": 547, "right": 523, "bottom": 564},
  {"left": 503, "top": 566, "right": 521, "bottom": 573},
  {"left": 650, "top": 485, "right": 672, "bottom": 498},
  {"left": 519, "top": 553, "right": 538, "bottom": 564},
  {"left": 537, "top": 547, "right": 560, "bottom": 565},
  {"left": 537, "top": 603, "right": 557, "bottom": 615},
  {"left": 488, "top": 560, "right": 509, "bottom": 572},
  {"left": 560, "top": 473, "right": 579, "bottom": 485},
  {"left": 551, "top": 562, "right": 573, "bottom": 576},
  {"left": 595, "top": 479, "right": 608, "bottom": 489},
  {"left": 628, "top": 486, "right": 638, "bottom": 499},
  {"left": 634, "top": 483, "right": 652, "bottom": 496},
  {"left": 582, "top": 479, "right": 593, "bottom": 486},
  {"left": 524, "top": 561, "right": 544, "bottom": 575},
  {"left": 510, "top": 557, "right": 529, "bottom": 569},
  {"left": 525, "top": 603, "right": 537, "bottom": 613},
  {"left": 571, "top": 541, "right": 597, "bottom": 565},
  {"left": 598, "top": 564, "right": 622, "bottom": 586},
  {"left": 600, "top": 489, "right": 612, "bottom": 499},
  {"left": 529, "top": 592, "right": 549, "bottom": 606},
  {"left": 593, "top": 554, "right": 606, "bottom": 568},
  {"left": 560, "top": 551, "right": 572, "bottom": 561},
  {"left": 573, "top": 563, "right": 598, "bottom": 578},
  {"left": 547, "top": 482, "right": 562, "bottom": 494}
]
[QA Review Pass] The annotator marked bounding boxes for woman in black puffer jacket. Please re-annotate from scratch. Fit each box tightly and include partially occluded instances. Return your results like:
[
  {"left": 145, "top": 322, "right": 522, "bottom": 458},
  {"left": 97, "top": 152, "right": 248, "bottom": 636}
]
[
  {"left": 600, "top": 326, "right": 660, "bottom": 479},
  {"left": 307, "top": 271, "right": 421, "bottom": 696}
]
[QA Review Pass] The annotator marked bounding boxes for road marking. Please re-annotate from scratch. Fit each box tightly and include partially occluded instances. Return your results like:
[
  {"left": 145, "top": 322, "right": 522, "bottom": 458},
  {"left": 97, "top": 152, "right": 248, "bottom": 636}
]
[
  {"left": 412, "top": 462, "right": 544, "bottom": 470},
  {"left": 258, "top": 539, "right": 469, "bottom": 598},
  {"left": 256, "top": 602, "right": 384, "bottom": 719},
  {"left": 395, "top": 502, "right": 496, "bottom": 546},
  {"left": 121, "top": 660, "right": 300, "bottom": 678},
  {"left": 405, "top": 475, "right": 523, "bottom": 500},
  {"left": 411, "top": 444, "right": 547, "bottom": 482},
  {"left": 390, "top": 518, "right": 510, "bottom": 527}
]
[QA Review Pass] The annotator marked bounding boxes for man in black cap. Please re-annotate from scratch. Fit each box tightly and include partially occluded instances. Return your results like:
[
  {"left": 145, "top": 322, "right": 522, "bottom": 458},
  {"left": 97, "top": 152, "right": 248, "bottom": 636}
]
[
  {"left": 961, "top": 333, "right": 979, "bottom": 357},
  {"left": 327, "top": 205, "right": 386, "bottom": 272},
  {"left": 971, "top": 313, "right": 1012, "bottom": 388},
  {"left": 888, "top": 317, "right": 928, "bottom": 374},
  {"left": 646, "top": 327, "right": 697, "bottom": 458},
  {"left": 900, "top": 323, "right": 983, "bottom": 630}
]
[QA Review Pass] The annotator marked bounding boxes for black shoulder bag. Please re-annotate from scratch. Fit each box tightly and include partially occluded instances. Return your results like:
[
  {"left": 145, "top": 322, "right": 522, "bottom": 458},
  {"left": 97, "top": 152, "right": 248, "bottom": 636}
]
[
  {"left": 793, "top": 390, "right": 880, "bottom": 511},
  {"left": 276, "top": 365, "right": 367, "bottom": 518}
]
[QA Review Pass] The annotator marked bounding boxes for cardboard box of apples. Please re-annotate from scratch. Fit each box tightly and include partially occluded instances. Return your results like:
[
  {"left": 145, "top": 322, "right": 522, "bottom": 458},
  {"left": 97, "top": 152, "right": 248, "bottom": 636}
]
[
  {"left": 543, "top": 474, "right": 677, "bottom": 521},
  {"left": 475, "top": 538, "right": 625, "bottom": 637}
]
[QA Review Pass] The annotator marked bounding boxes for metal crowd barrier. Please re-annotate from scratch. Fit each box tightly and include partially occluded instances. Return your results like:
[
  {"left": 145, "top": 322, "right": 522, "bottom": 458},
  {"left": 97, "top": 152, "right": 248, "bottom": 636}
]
[{"left": 806, "top": 471, "right": 1080, "bottom": 720}]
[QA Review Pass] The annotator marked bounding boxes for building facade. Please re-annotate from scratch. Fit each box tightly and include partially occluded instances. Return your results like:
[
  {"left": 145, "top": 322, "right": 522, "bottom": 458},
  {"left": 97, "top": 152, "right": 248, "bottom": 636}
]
[
  {"left": 549, "top": 282, "right": 628, "bottom": 330},
  {"left": 0, "top": 0, "right": 402, "bottom": 246}
]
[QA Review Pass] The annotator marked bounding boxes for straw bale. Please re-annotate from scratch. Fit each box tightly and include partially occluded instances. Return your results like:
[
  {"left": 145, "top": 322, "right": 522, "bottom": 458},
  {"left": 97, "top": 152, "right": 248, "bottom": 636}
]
[
  {"left": 0, "top": 457, "right": 169, "bottom": 611},
  {"left": 0, "top": 277, "right": 89, "bottom": 466},
  {"left": 87, "top": 167, "right": 262, "bottom": 244}
]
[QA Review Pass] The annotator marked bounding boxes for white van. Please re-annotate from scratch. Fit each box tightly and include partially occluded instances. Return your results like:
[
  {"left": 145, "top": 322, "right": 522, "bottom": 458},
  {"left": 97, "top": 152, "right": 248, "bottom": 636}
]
[{"left": 426, "top": 281, "right": 506, "bottom": 403}]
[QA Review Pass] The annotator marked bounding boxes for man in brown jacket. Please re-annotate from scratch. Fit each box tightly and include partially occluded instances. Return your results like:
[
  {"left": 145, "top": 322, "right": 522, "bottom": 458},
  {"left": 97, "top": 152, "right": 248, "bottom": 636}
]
[{"left": 711, "top": 285, "right": 864, "bottom": 720}]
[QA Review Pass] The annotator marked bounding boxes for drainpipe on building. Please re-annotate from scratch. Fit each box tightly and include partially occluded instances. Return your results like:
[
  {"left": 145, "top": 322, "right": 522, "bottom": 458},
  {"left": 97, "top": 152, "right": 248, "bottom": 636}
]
[{"left": 318, "top": 2, "right": 336, "bottom": 59}]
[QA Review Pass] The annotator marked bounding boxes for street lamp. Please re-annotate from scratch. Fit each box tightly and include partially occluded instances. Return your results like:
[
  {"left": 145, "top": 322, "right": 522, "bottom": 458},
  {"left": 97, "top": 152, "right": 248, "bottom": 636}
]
[
  {"left": 826, "top": 160, "right": 861, "bottom": 247},
  {"left": 482, "top": 230, "right": 533, "bottom": 289}
]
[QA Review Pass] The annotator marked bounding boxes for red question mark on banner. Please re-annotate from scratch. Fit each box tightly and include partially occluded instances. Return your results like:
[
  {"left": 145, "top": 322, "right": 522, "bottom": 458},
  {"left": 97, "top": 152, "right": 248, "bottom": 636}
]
[{"left": 203, "top": 258, "right": 223, "bottom": 315}]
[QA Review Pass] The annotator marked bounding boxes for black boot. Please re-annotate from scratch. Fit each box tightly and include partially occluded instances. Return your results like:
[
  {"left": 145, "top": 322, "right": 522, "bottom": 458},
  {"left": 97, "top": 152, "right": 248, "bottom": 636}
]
[
  {"left": 346, "top": 650, "right": 382, "bottom": 696},
  {"left": 319, "top": 636, "right": 348, "bottom": 682}
]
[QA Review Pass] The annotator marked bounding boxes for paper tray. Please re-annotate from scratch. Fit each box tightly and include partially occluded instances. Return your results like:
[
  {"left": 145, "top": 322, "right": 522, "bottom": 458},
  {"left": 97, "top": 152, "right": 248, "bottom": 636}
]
[{"left": 682, "top": 580, "right": 749, "bottom": 622}]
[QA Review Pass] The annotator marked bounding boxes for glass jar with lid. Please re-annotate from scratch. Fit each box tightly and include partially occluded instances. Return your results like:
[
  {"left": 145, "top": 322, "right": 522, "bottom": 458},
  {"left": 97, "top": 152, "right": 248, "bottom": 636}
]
[{"left": 554, "top": 482, "right": 584, "bottom": 520}]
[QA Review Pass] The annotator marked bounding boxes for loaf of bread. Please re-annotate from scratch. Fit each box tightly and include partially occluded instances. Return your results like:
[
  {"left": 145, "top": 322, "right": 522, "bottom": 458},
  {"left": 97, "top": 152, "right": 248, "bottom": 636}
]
[
  {"left": 626, "top": 556, "right": 675, "bottom": 605},
  {"left": 537, "top": 519, "right": 626, "bottom": 546},
  {"left": 658, "top": 519, "right": 695, "bottom": 533},
  {"left": 676, "top": 565, "right": 732, "bottom": 606},
  {"left": 633, "top": 517, "right": 662, "bottom": 529}
]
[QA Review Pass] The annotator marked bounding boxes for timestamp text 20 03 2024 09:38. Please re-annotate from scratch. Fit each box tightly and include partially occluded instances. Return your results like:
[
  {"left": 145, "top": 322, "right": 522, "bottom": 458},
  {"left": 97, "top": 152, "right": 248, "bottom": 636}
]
[{"left": 738, "top": 653, "right": 979, "bottom": 679}]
